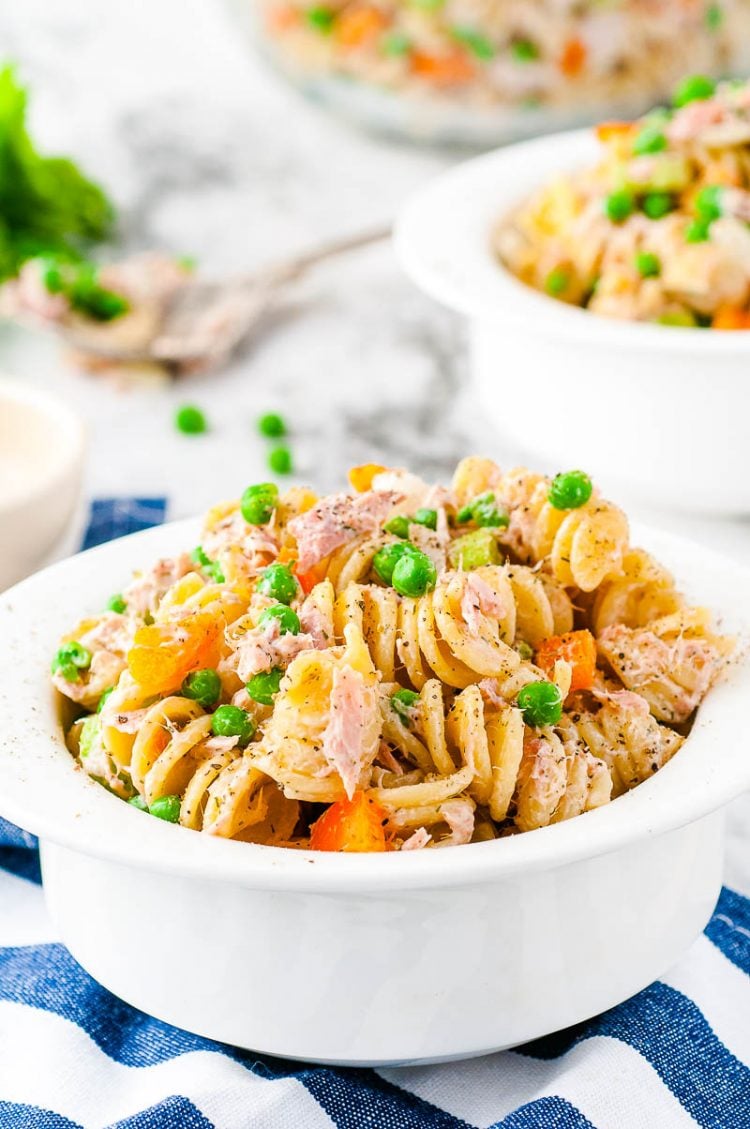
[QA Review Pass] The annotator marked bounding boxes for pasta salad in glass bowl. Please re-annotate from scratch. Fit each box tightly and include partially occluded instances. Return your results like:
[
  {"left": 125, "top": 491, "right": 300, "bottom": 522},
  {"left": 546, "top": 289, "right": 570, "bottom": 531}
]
[
  {"left": 226, "top": 0, "right": 750, "bottom": 146},
  {"left": 52, "top": 457, "right": 733, "bottom": 853}
]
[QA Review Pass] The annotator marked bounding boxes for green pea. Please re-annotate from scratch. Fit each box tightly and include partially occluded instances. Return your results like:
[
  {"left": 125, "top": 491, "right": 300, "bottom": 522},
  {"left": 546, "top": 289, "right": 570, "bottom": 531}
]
[
  {"left": 373, "top": 540, "right": 417, "bottom": 585},
  {"left": 694, "top": 185, "right": 723, "bottom": 221},
  {"left": 384, "top": 514, "right": 410, "bottom": 538},
  {"left": 517, "top": 680, "right": 563, "bottom": 727},
  {"left": 246, "top": 667, "right": 283, "bottom": 706},
  {"left": 545, "top": 267, "right": 570, "bottom": 296},
  {"left": 181, "top": 668, "right": 222, "bottom": 709},
  {"left": 511, "top": 38, "right": 538, "bottom": 62},
  {"left": 211, "top": 704, "right": 256, "bottom": 747},
  {"left": 97, "top": 687, "right": 115, "bottom": 713},
  {"left": 685, "top": 218, "right": 712, "bottom": 243},
  {"left": 452, "top": 26, "right": 494, "bottom": 60},
  {"left": 68, "top": 262, "right": 129, "bottom": 322},
  {"left": 305, "top": 5, "right": 335, "bottom": 32},
  {"left": 107, "top": 593, "right": 127, "bottom": 614},
  {"left": 382, "top": 31, "right": 411, "bottom": 56},
  {"left": 268, "top": 446, "right": 293, "bottom": 475},
  {"left": 642, "top": 192, "right": 675, "bottom": 220},
  {"left": 258, "top": 412, "right": 286, "bottom": 438},
  {"left": 448, "top": 528, "right": 501, "bottom": 570},
  {"left": 256, "top": 562, "right": 298, "bottom": 604},
  {"left": 635, "top": 251, "right": 661, "bottom": 278},
  {"left": 206, "top": 560, "right": 225, "bottom": 584},
  {"left": 39, "top": 256, "right": 65, "bottom": 294},
  {"left": 258, "top": 604, "right": 301, "bottom": 635},
  {"left": 456, "top": 503, "right": 474, "bottom": 524},
  {"left": 632, "top": 126, "right": 667, "bottom": 156},
  {"left": 241, "top": 482, "right": 278, "bottom": 525},
  {"left": 52, "top": 641, "right": 92, "bottom": 682},
  {"left": 605, "top": 190, "right": 635, "bottom": 224},
  {"left": 472, "top": 492, "right": 509, "bottom": 529},
  {"left": 175, "top": 404, "right": 207, "bottom": 435},
  {"left": 128, "top": 795, "right": 149, "bottom": 812},
  {"left": 392, "top": 549, "right": 437, "bottom": 598},
  {"left": 548, "top": 470, "right": 593, "bottom": 510},
  {"left": 705, "top": 3, "right": 723, "bottom": 29},
  {"left": 191, "top": 545, "right": 211, "bottom": 567},
  {"left": 413, "top": 507, "right": 438, "bottom": 531},
  {"left": 391, "top": 688, "right": 420, "bottom": 723},
  {"left": 150, "top": 794, "right": 182, "bottom": 822},
  {"left": 673, "top": 74, "right": 716, "bottom": 108}
]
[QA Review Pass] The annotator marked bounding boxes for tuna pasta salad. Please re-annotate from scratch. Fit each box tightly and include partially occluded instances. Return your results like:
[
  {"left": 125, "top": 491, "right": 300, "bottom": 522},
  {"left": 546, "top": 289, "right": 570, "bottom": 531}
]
[
  {"left": 496, "top": 76, "right": 750, "bottom": 326},
  {"left": 260, "top": 0, "right": 749, "bottom": 123},
  {"left": 54, "top": 459, "right": 732, "bottom": 852}
]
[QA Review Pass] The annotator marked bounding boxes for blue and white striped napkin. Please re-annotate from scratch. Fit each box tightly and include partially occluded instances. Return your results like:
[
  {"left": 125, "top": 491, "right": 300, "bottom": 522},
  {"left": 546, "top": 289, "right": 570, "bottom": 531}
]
[{"left": 0, "top": 500, "right": 748, "bottom": 1129}]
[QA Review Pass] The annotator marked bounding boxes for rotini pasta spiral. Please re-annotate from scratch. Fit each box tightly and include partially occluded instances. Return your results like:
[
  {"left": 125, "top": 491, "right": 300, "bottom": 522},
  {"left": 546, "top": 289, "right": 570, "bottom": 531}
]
[
  {"left": 591, "top": 549, "right": 683, "bottom": 635},
  {"left": 375, "top": 677, "right": 611, "bottom": 838},
  {"left": 496, "top": 466, "right": 630, "bottom": 593},
  {"left": 450, "top": 458, "right": 629, "bottom": 593},
  {"left": 334, "top": 564, "right": 573, "bottom": 695},
  {"left": 597, "top": 609, "right": 733, "bottom": 724},
  {"left": 558, "top": 689, "right": 685, "bottom": 797},
  {"left": 254, "top": 623, "right": 382, "bottom": 802}
]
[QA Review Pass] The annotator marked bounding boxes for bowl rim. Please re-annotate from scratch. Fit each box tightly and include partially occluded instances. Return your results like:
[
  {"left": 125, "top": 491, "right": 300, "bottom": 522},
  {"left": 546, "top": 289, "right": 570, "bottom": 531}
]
[
  {"left": 394, "top": 127, "right": 750, "bottom": 354},
  {"left": 0, "top": 374, "right": 86, "bottom": 514},
  {"left": 0, "top": 515, "right": 748, "bottom": 894}
]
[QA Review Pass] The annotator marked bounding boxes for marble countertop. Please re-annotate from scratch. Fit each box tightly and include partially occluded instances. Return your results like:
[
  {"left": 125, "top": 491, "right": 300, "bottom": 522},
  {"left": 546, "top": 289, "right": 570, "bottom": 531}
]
[{"left": 3, "top": 0, "right": 750, "bottom": 573}]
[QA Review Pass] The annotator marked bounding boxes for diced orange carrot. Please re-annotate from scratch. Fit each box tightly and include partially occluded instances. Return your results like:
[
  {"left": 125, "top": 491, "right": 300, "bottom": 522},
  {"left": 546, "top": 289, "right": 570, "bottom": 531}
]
[
  {"left": 712, "top": 305, "right": 750, "bottom": 330},
  {"left": 266, "top": 3, "right": 299, "bottom": 33},
  {"left": 335, "top": 5, "right": 387, "bottom": 48},
  {"left": 295, "top": 563, "right": 325, "bottom": 595},
  {"left": 127, "top": 612, "right": 222, "bottom": 695},
  {"left": 560, "top": 37, "right": 586, "bottom": 77},
  {"left": 310, "top": 792, "right": 388, "bottom": 852},
  {"left": 535, "top": 629, "right": 597, "bottom": 694},
  {"left": 410, "top": 50, "right": 476, "bottom": 87},
  {"left": 595, "top": 121, "right": 634, "bottom": 143},
  {"left": 348, "top": 463, "right": 387, "bottom": 492}
]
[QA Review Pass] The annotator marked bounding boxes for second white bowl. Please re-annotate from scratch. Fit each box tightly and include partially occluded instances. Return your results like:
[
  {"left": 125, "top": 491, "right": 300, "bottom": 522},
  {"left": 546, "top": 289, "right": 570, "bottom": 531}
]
[
  {"left": 0, "top": 377, "right": 86, "bottom": 590},
  {"left": 395, "top": 131, "right": 750, "bottom": 515}
]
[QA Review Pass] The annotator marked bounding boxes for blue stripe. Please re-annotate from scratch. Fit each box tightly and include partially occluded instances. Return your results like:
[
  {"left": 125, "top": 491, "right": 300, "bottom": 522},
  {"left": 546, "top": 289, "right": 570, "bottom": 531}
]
[
  {"left": 518, "top": 979, "right": 750, "bottom": 1128},
  {"left": 491, "top": 1097, "right": 597, "bottom": 1129},
  {"left": 0, "top": 944, "right": 247, "bottom": 1070},
  {"left": 705, "top": 886, "right": 750, "bottom": 976},
  {"left": 107, "top": 1096, "right": 214, "bottom": 1129},
  {"left": 0, "top": 846, "right": 41, "bottom": 885},
  {"left": 301, "top": 1068, "right": 474, "bottom": 1129},
  {"left": 0, "top": 817, "right": 37, "bottom": 851},
  {"left": 80, "top": 498, "right": 167, "bottom": 551},
  {"left": 0, "top": 1103, "right": 82, "bottom": 1129}
]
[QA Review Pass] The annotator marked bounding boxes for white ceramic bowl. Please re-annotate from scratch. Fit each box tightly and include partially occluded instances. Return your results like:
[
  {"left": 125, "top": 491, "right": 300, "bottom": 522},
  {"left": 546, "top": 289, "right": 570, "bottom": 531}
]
[
  {"left": 395, "top": 130, "right": 750, "bottom": 514},
  {"left": 0, "top": 517, "right": 748, "bottom": 1066},
  {"left": 0, "top": 376, "right": 86, "bottom": 591}
]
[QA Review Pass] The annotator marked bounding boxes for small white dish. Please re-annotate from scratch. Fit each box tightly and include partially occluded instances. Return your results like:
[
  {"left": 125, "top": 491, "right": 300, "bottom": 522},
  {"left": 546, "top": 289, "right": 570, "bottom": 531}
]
[
  {"left": 0, "top": 376, "right": 86, "bottom": 591},
  {"left": 395, "top": 131, "right": 750, "bottom": 514},
  {"left": 0, "top": 517, "right": 748, "bottom": 1065}
]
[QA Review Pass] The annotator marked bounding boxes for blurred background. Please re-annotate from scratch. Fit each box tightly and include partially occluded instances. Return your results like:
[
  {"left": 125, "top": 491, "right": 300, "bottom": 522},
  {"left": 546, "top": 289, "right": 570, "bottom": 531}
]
[{"left": 2, "top": 0, "right": 749, "bottom": 560}]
